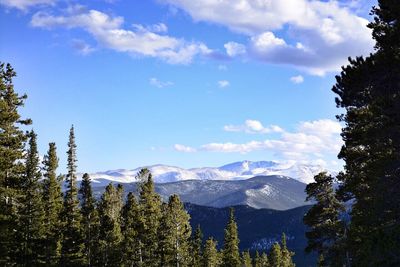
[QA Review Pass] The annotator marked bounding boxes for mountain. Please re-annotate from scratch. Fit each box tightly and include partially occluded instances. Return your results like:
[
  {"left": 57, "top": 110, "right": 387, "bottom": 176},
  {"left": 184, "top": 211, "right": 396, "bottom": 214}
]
[
  {"left": 85, "top": 160, "right": 328, "bottom": 185},
  {"left": 185, "top": 203, "right": 317, "bottom": 267},
  {"left": 91, "top": 175, "right": 311, "bottom": 210}
]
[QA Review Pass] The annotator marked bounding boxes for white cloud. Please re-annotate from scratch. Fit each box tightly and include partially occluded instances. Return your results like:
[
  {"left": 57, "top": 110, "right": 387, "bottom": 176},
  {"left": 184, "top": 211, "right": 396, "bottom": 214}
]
[
  {"left": 224, "top": 119, "right": 284, "bottom": 134},
  {"left": 224, "top": 42, "right": 246, "bottom": 57},
  {"left": 149, "top": 77, "right": 174, "bottom": 88},
  {"left": 161, "top": 0, "right": 374, "bottom": 74},
  {"left": 71, "top": 39, "right": 95, "bottom": 55},
  {"left": 290, "top": 75, "right": 304, "bottom": 84},
  {"left": 132, "top": 22, "right": 168, "bottom": 33},
  {"left": 217, "top": 80, "right": 230, "bottom": 88},
  {"left": 174, "top": 144, "right": 196, "bottom": 153},
  {"left": 0, "top": 0, "right": 56, "bottom": 10},
  {"left": 31, "top": 9, "right": 212, "bottom": 64},
  {"left": 177, "top": 119, "right": 343, "bottom": 163}
]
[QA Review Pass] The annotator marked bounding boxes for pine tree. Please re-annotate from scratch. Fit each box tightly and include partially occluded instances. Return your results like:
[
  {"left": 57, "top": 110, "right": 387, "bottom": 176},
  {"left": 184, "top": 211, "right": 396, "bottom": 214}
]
[
  {"left": 17, "top": 130, "right": 46, "bottom": 265},
  {"left": 161, "top": 194, "right": 192, "bottom": 267},
  {"left": 42, "top": 142, "right": 63, "bottom": 266},
  {"left": 203, "top": 237, "right": 220, "bottom": 267},
  {"left": 331, "top": 1, "right": 400, "bottom": 265},
  {"left": 269, "top": 243, "right": 282, "bottom": 267},
  {"left": 190, "top": 225, "right": 203, "bottom": 267},
  {"left": 137, "top": 168, "right": 162, "bottom": 266},
  {"left": 260, "top": 252, "right": 270, "bottom": 267},
  {"left": 221, "top": 208, "right": 240, "bottom": 267},
  {"left": 279, "top": 233, "right": 295, "bottom": 267},
  {"left": 0, "top": 62, "right": 31, "bottom": 265},
  {"left": 79, "top": 173, "right": 99, "bottom": 267},
  {"left": 241, "top": 250, "right": 252, "bottom": 267},
  {"left": 303, "top": 172, "right": 346, "bottom": 267},
  {"left": 60, "top": 125, "right": 85, "bottom": 266},
  {"left": 121, "top": 192, "right": 140, "bottom": 267},
  {"left": 98, "top": 183, "right": 124, "bottom": 266}
]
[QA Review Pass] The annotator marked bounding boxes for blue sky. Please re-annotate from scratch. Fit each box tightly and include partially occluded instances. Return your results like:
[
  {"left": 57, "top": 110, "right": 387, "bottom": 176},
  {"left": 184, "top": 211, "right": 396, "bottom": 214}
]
[{"left": 1, "top": 0, "right": 377, "bottom": 173}]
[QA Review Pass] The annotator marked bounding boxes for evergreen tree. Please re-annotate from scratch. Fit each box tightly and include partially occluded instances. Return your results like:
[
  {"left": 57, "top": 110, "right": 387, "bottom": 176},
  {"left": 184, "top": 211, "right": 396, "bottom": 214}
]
[
  {"left": 60, "top": 125, "right": 85, "bottom": 266},
  {"left": 18, "top": 130, "right": 46, "bottom": 265},
  {"left": 260, "top": 252, "right": 270, "bottom": 267},
  {"left": 42, "top": 142, "right": 63, "bottom": 266},
  {"left": 331, "top": 1, "right": 400, "bottom": 265},
  {"left": 190, "top": 225, "right": 203, "bottom": 267},
  {"left": 79, "top": 173, "right": 99, "bottom": 266},
  {"left": 269, "top": 243, "right": 282, "bottom": 267},
  {"left": 98, "top": 183, "right": 124, "bottom": 266},
  {"left": 221, "top": 208, "right": 240, "bottom": 267},
  {"left": 241, "top": 250, "right": 252, "bottom": 267},
  {"left": 303, "top": 172, "right": 346, "bottom": 266},
  {"left": 279, "top": 233, "right": 295, "bottom": 267},
  {"left": 162, "top": 194, "right": 192, "bottom": 267},
  {"left": 0, "top": 62, "right": 31, "bottom": 265},
  {"left": 203, "top": 237, "right": 220, "bottom": 267},
  {"left": 137, "top": 168, "right": 162, "bottom": 266},
  {"left": 121, "top": 192, "right": 140, "bottom": 267}
]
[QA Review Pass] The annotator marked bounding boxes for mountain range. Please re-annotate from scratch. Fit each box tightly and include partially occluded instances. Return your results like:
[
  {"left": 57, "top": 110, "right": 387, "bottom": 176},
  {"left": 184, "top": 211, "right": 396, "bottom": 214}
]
[
  {"left": 90, "top": 175, "right": 311, "bottom": 210},
  {"left": 85, "top": 160, "right": 329, "bottom": 185}
]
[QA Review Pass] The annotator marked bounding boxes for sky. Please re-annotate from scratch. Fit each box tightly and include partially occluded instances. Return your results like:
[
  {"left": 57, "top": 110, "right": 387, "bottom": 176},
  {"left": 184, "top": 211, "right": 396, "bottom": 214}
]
[{"left": 0, "top": 0, "right": 377, "bottom": 173}]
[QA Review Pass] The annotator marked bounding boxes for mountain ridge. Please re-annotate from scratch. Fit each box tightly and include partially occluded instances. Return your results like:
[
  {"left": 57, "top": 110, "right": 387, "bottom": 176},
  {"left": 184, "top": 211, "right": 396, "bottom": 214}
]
[{"left": 83, "top": 160, "right": 331, "bottom": 185}]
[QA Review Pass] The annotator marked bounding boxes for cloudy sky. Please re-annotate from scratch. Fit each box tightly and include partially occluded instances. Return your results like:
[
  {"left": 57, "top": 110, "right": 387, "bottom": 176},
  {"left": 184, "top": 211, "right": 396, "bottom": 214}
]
[{"left": 0, "top": 0, "right": 377, "bottom": 172}]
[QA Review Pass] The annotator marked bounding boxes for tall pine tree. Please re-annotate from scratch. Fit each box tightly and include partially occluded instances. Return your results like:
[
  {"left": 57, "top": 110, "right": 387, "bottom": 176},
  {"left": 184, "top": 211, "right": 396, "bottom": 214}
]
[
  {"left": 79, "top": 173, "right": 99, "bottom": 267},
  {"left": 303, "top": 172, "right": 346, "bottom": 266},
  {"left": 60, "top": 125, "right": 85, "bottom": 266},
  {"left": 42, "top": 142, "right": 63, "bottom": 266},
  {"left": 121, "top": 192, "right": 140, "bottom": 267},
  {"left": 279, "top": 233, "right": 295, "bottom": 267},
  {"left": 241, "top": 250, "right": 252, "bottom": 267},
  {"left": 331, "top": 1, "right": 400, "bottom": 265},
  {"left": 98, "top": 183, "right": 124, "bottom": 266},
  {"left": 202, "top": 237, "right": 220, "bottom": 267},
  {"left": 0, "top": 62, "right": 31, "bottom": 265},
  {"left": 190, "top": 225, "right": 203, "bottom": 267},
  {"left": 18, "top": 130, "right": 46, "bottom": 265},
  {"left": 137, "top": 168, "right": 162, "bottom": 266},
  {"left": 221, "top": 208, "right": 240, "bottom": 267},
  {"left": 161, "top": 194, "right": 192, "bottom": 267},
  {"left": 269, "top": 243, "right": 282, "bottom": 267}
]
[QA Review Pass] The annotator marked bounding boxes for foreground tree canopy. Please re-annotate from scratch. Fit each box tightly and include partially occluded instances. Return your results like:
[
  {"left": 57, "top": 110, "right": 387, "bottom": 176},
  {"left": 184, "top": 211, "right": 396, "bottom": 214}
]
[{"left": 305, "top": 1, "right": 400, "bottom": 266}]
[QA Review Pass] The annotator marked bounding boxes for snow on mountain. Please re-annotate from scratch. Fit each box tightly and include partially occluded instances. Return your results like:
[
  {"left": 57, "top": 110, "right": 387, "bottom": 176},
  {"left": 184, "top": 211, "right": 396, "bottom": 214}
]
[{"left": 82, "top": 160, "right": 330, "bottom": 184}]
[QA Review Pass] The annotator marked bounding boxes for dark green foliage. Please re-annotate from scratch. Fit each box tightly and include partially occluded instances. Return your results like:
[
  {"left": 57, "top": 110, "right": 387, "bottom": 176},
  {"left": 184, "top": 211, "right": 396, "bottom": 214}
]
[
  {"left": 137, "top": 168, "right": 162, "bottom": 266},
  {"left": 331, "top": 1, "right": 400, "bottom": 265},
  {"left": 60, "top": 126, "right": 85, "bottom": 266},
  {"left": 190, "top": 225, "right": 203, "bottom": 267},
  {"left": 241, "top": 250, "right": 252, "bottom": 267},
  {"left": 161, "top": 194, "right": 192, "bottom": 266},
  {"left": 0, "top": 62, "right": 31, "bottom": 265},
  {"left": 79, "top": 173, "right": 99, "bottom": 266},
  {"left": 269, "top": 243, "right": 282, "bottom": 267},
  {"left": 280, "top": 233, "right": 295, "bottom": 267},
  {"left": 121, "top": 192, "right": 140, "bottom": 267},
  {"left": 303, "top": 172, "right": 346, "bottom": 266},
  {"left": 203, "top": 237, "right": 220, "bottom": 267},
  {"left": 254, "top": 251, "right": 270, "bottom": 267},
  {"left": 221, "top": 208, "right": 240, "bottom": 267},
  {"left": 17, "top": 131, "right": 46, "bottom": 265},
  {"left": 42, "top": 142, "right": 63, "bottom": 266},
  {"left": 98, "top": 183, "right": 124, "bottom": 266}
]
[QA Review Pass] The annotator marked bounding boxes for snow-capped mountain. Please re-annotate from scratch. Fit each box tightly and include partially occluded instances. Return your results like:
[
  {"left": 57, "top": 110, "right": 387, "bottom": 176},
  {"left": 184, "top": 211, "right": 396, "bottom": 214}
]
[{"left": 83, "top": 160, "right": 329, "bottom": 185}]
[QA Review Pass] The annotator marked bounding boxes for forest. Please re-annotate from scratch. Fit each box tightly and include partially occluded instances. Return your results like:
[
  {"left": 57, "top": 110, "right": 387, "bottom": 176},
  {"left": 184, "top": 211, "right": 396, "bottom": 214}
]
[{"left": 1, "top": 1, "right": 399, "bottom": 266}]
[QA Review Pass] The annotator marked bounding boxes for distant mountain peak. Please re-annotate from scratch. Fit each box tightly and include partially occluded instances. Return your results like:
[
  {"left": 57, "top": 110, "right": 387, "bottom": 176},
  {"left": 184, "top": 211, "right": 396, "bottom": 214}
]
[{"left": 81, "top": 160, "right": 331, "bottom": 185}]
